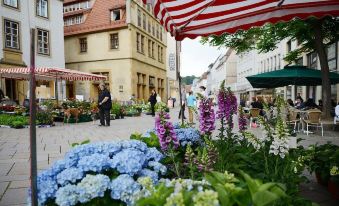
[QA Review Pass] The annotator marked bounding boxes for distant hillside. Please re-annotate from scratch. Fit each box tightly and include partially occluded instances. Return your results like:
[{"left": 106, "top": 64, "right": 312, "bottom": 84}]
[{"left": 181, "top": 75, "right": 196, "bottom": 85}]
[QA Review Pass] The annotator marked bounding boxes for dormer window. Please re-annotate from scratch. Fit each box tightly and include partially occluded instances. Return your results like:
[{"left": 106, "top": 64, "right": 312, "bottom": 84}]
[{"left": 111, "top": 9, "right": 121, "bottom": 21}]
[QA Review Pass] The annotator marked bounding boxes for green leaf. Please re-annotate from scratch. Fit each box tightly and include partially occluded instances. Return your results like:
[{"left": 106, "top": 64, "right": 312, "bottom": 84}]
[
  {"left": 252, "top": 190, "right": 279, "bottom": 206},
  {"left": 81, "top": 139, "right": 90, "bottom": 145},
  {"left": 71, "top": 143, "right": 79, "bottom": 147}
]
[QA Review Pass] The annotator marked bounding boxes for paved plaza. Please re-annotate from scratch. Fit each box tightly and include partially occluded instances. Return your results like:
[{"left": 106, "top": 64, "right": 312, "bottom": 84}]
[{"left": 0, "top": 108, "right": 338, "bottom": 205}]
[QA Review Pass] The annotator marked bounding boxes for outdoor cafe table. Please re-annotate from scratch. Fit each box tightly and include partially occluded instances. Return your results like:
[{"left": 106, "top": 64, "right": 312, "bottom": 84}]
[{"left": 293, "top": 109, "right": 321, "bottom": 134}]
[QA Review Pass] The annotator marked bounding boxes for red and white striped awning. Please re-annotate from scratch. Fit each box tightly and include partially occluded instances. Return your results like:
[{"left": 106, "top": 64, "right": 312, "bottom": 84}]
[
  {"left": 0, "top": 67, "right": 107, "bottom": 81},
  {"left": 142, "top": 0, "right": 339, "bottom": 40}
]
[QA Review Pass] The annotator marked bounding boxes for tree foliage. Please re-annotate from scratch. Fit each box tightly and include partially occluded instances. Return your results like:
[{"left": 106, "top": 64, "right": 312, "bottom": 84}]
[
  {"left": 201, "top": 17, "right": 339, "bottom": 63},
  {"left": 201, "top": 16, "right": 339, "bottom": 118},
  {"left": 181, "top": 75, "right": 197, "bottom": 85}
]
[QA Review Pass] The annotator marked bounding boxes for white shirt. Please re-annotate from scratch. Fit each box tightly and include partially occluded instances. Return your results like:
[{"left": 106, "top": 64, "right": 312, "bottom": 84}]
[
  {"left": 156, "top": 95, "right": 161, "bottom": 103},
  {"left": 335, "top": 105, "right": 339, "bottom": 116}
]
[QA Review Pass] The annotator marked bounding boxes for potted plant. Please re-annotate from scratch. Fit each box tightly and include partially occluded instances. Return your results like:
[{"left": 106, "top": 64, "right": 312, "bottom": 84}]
[
  {"left": 305, "top": 143, "right": 339, "bottom": 186},
  {"left": 328, "top": 166, "right": 339, "bottom": 199},
  {"left": 111, "top": 102, "right": 121, "bottom": 119}
]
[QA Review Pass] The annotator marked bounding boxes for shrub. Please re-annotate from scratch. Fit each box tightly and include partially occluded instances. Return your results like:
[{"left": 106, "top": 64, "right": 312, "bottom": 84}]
[{"left": 36, "top": 111, "right": 54, "bottom": 125}]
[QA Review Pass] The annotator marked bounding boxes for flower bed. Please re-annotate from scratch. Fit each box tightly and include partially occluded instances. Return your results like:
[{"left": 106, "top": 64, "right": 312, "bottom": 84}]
[
  {"left": 32, "top": 140, "right": 166, "bottom": 205},
  {"left": 30, "top": 82, "right": 338, "bottom": 205}
]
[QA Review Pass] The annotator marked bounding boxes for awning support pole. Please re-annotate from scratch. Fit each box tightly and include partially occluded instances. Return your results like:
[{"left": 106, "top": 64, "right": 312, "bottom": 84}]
[
  {"left": 55, "top": 74, "right": 58, "bottom": 106},
  {"left": 176, "top": 41, "right": 184, "bottom": 125},
  {"left": 29, "top": 28, "right": 38, "bottom": 206}
]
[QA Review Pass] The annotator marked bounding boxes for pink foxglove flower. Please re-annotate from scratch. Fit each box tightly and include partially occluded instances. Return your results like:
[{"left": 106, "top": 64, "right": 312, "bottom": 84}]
[{"left": 155, "top": 111, "right": 179, "bottom": 151}]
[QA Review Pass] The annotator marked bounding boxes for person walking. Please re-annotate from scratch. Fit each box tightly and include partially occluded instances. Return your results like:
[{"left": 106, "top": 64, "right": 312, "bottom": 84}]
[
  {"left": 149, "top": 89, "right": 157, "bottom": 117},
  {"left": 178, "top": 89, "right": 187, "bottom": 119},
  {"left": 187, "top": 91, "right": 197, "bottom": 124},
  {"left": 98, "top": 83, "right": 112, "bottom": 126}
]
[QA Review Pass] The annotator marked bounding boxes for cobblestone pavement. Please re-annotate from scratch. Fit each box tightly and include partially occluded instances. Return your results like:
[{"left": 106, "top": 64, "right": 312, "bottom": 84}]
[{"left": 0, "top": 107, "right": 338, "bottom": 205}]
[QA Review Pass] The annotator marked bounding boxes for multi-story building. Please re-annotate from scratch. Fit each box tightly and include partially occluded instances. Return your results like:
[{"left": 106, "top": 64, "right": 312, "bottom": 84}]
[
  {"left": 284, "top": 40, "right": 339, "bottom": 104},
  {"left": 234, "top": 41, "right": 286, "bottom": 103},
  {"left": 0, "top": 0, "right": 65, "bottom": 104},
  {"left": 234, "top": 39, "right": 339, "bottom": 105},
  {"left": 63, "top": 0, "right": 167, "bottom": 102},
  {"left": 166, "top": 33, "right": 179, "bottom": 102}
]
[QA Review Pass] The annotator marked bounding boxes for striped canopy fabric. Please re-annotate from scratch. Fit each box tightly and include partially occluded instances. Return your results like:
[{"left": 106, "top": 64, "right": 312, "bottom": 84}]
[
  {"left": 142, "top": 0, "right": 339, "bottom": 40},
  {"left": 0, "top": 67, "right": 107, "bottom": 81}
]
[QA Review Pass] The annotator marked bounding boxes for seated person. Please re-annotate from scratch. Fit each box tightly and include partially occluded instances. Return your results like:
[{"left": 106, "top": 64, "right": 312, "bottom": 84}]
[
  {"left": 287, "top": 99, "right": 294, "bottom": 107},
  {"left": 335, "top": 103, "right": 339, "bottom": 118},
  {"left": 303, "top": 98, "right": 318, "bottom": 109}
]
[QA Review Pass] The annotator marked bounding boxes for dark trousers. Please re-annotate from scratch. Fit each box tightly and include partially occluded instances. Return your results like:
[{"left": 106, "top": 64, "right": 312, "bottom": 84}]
[
  {"left": 178, "top": 103, "right": 186, "bottom": 118},
  {"left": 99, "top": 108, "right": 110, "bottom": 126},
  {"left": 151, "top": 103, "right": 156, "bottom": 116}
]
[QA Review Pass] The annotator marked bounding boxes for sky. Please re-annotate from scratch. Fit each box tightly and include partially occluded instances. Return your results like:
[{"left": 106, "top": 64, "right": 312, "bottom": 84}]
[{"left": 181, "top": 37, "right": 226, "bottom": 77}]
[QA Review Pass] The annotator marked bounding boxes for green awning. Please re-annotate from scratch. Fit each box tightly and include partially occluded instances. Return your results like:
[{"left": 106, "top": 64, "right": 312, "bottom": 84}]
[{"left": 246, "top": 65, "right": 339, "bottom": 88}]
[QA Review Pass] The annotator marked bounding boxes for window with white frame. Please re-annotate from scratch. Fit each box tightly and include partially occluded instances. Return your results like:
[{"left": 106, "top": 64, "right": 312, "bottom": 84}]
[
  {"left": 137, "top": 9, "right": 141, "bottom": 27},
  {"left": 36, "top": 0, "right": 48, "bottom": 18},
  {"left": 37, "top": 29, "right": 49, "bottom": 55},
  {"left": 110, "top": 33, "right": 119, "bottom": 49},
  {"left": 111, "top": 9, "right": 121, "bottom": 21},
  {"left": 4, "top": 19, "right": 19, "bottom": 50},
  {"left": 327, "top": 43, "right": 337, "bottom": 71},
  {"left": 64, "top": 15, "right": 83, "bottom": 26},
  {"left": 63, "top": 1, "right": 90, "bottom": 13},
  {"left": 3, "top": 0, "right": 18, "bottom": 8},
  {"left": 142, "top": 13, "right": 146, "bottom": 30}
]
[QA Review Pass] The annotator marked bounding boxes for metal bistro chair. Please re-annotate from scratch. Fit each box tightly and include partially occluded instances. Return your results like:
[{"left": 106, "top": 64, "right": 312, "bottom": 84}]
[
  {"left": 304, "top": 110, "right": 323, "bottom": 136},
  {"left": 286, "top": 110, "right": 300, "bottom": 133},
  {"left": 249, "top": 108, "right": 261, "bottom": 128}
]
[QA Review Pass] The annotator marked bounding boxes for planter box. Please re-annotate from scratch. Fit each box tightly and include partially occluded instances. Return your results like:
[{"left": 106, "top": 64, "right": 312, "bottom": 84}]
[
  {"left": 328, "top": 179, "right": 339, "bottom": 199},
  {"left": 316, "top": 172, "right": 329, "bottom": 186}
]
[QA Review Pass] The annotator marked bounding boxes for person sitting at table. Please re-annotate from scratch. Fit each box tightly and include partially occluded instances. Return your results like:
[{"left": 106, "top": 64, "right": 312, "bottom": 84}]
[
  {"left": 287, "top": 99, "right": 294, "bottom": 107},
  {"left": 303, "top": 98, "right": 318, "bottom": 109},
  {"left": 295, "top": 97, "right": 305, "bottom": 109}
]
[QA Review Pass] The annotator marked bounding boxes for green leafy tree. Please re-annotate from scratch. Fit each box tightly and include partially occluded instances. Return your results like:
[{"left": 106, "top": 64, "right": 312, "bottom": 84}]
[
  {"left": 202, "top": 17, "right": 339, "bottom": 118},
  {"left": 182, "top": 75, "right": 197, "bottom": 85}
]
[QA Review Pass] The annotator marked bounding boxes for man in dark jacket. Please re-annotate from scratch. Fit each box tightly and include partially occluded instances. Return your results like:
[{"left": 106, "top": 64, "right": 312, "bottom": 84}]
[
  {"left": 149, "top": 89, "right": 157, "bottom": 117},
  {"left": 98, "top": 83, "right": 112, "bottom": 126}
]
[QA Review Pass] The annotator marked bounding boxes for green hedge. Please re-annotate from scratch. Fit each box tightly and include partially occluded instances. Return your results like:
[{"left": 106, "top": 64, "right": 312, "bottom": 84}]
[{"left": 0, "top": 114, "right": 29, "bottom": 128}]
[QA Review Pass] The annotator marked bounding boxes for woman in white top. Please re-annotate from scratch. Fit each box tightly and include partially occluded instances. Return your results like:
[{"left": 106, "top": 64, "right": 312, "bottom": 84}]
[{"left": 156, "top": 94, "right": 162, "bottom": 103}]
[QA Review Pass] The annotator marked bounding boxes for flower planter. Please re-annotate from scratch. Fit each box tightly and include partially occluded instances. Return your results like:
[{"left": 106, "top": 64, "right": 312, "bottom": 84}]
[
  {"left": 315, "top": 172, "right": 329, "bottom": 186},
  {"left": 328, "top": 179, "right": 339, "bottom": 199}
]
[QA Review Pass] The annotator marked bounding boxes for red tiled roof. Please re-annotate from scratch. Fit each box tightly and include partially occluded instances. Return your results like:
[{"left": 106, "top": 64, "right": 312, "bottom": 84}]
[{"left": 64, "top": 0, "right": 127, "bottom": 37}]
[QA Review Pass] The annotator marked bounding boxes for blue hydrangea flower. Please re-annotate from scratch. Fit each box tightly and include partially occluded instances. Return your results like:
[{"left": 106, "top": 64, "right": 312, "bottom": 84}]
[
  {"left": 56, "top": 168, "right": 84, "bottom": 186},
  {"left": 37, "top": 179, "right": 58, "bottom": 204},
  {"left": 120, "top": 140, "right": 148, "bottom": 152},
  {"left": 144, "top": 127, "right": 202, "bottom": 147},
  {"left": 77, "top": 153, "right": 111, "bottom": 172},
  {"left": 138, "top": 169, "right": 159, "bottom": 183},
  {"left": 145, "top": 147, "right": 163, "bottom": 162},
  {"left": 55, "top": 184, "right": 79, "bottom": 206},
  {"left": 31, "top": 140, "right": 166, "bottom": 205},
  {"left": 148, "top": 161, "right": 167, "bottom": 175},
  {"left": 111, "top": 149, "right": 146, "bottom": 175},
  {"left": 77, "top": 174, "right": 111, "bottom": 203},
  {"left": 110, "top": 174, "right": 141, "bottom": 205}
]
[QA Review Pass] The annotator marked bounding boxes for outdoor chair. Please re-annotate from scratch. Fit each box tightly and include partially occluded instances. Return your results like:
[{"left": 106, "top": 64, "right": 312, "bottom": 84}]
[
  {"left": 249, "top": 108, "right": 261, "bottom": 128},
  {"left": 304, "top": 111, "right": 323, "bottom": 136},
  {"left": 286, "top": 110, "right": 300, "bottom": 133}
]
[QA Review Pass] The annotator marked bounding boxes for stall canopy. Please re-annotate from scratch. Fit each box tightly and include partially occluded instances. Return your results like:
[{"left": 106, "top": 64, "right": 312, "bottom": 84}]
[
  {"left": 246, "top": 65, "right": 339, "bottom": 88},
  {"left": 142, "top": 0, "right": 339, "bottom": 40},
  {"left": 0, "top": 67, "right": 107, "bottom": 81}
]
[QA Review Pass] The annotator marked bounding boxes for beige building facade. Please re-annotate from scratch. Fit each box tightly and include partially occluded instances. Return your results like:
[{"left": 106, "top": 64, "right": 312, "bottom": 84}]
[{"left": 64, "top": 0, "right": 167, "bottom": 102}]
